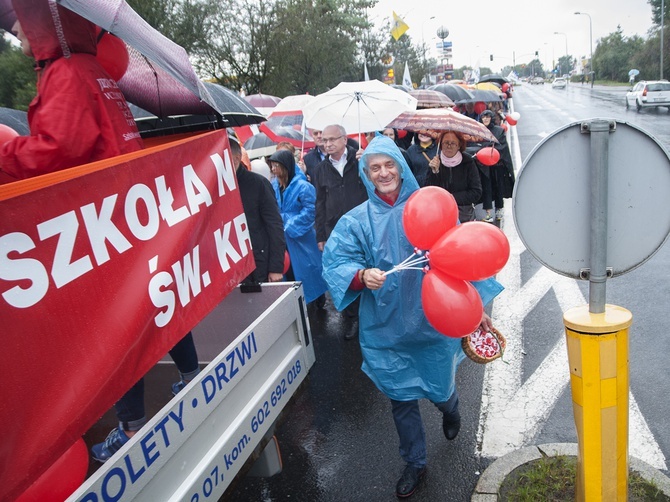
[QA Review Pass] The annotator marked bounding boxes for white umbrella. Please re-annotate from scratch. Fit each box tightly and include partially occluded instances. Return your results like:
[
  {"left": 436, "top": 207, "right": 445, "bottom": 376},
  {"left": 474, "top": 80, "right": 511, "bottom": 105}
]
[{"left": 303, "top": 80, "right": 417, "bottom": 142}]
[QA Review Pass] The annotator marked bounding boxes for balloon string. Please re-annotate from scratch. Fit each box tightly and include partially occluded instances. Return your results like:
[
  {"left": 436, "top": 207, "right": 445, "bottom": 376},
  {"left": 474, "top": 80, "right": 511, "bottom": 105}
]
[{"left": 383, "top": 255, "right": 429, "bottom": 276}]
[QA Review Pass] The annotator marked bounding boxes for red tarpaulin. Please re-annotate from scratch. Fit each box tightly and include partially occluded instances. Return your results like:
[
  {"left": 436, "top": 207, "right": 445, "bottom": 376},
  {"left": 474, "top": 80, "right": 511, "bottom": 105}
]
[{"left": 0, "top": 130, "right": 254, "bottom": 501}]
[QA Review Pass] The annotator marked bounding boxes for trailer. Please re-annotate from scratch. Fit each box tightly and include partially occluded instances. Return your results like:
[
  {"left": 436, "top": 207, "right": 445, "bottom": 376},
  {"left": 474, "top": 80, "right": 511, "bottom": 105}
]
[{"left": 69, "top": 282, "right": 315, "bottom": 501}]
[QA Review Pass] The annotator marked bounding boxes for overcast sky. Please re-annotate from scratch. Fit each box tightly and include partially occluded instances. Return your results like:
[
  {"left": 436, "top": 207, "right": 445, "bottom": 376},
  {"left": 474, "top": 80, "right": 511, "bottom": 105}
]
[{"left": 369, "top": 0, "right": 654, "bottom": 71}]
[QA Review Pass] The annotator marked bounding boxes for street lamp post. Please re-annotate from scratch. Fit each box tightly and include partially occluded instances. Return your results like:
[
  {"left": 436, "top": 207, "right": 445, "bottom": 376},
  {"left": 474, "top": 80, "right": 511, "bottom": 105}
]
[
  {"left": 574, "top": 12, "right": 593, "bottom": 88},
  {"left": 661, "top": 0, "right": 665, "bottom": 79},
  {"left": 421, "top": 16, "right": 436, "bottom": 86}
]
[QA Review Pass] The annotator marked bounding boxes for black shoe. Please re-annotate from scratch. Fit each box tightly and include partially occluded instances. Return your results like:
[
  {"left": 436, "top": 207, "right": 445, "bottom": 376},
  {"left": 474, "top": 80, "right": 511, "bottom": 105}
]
[
  {"left": 315, "top": 294, "right": 326, "bottom": 309},
  {"left": 442, "top": 410, "right": 461, "bottom": 440},
  {"left": 343, "top": 320, "right": 358, "bottom": 340},
  {"left": 395, "top": 465, "right": 426, "bottom": 498}
]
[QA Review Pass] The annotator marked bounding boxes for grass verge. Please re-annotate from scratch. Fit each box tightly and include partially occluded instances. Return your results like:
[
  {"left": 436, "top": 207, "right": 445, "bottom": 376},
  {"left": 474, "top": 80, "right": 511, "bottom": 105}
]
[{"left": 498, "top": 455, "right": 670, "bottom": 501}]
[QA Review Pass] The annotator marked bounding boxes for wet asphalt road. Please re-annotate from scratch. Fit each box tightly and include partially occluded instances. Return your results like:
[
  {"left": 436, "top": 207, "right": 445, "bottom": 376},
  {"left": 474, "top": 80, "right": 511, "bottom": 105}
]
[{"left": 226, "top": 302, "right": 492, "bottom": 502}]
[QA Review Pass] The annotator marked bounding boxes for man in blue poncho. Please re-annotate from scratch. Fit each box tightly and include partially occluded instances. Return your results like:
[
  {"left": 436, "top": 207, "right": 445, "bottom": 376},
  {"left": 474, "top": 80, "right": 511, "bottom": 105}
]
[{"left": 322, "top": 136, "right": 502, "bottom": 499}]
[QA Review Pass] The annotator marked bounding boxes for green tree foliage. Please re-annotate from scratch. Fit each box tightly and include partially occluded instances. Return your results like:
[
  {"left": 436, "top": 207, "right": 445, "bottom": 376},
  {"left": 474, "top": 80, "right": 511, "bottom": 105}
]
[
  {"left": 126, "top": 0, "right": 210, "bottom": 54},
  {"left": 0, "top": 36, "right": 37, "bottom": 110},
  {"left": 556, "top": 55, "right": 575, "bottom": 75},
  {"left": 192, "top": 0, "right": 376, "bottom": 95},
  {"left": 648, "top": 0, "right": 670, "bottom": 26},
  {"left": 592, "top": 26, "right": 645, "bottom": 81},
  {"left": 268, "top": 0, "right": 374, "bottom": 95}
]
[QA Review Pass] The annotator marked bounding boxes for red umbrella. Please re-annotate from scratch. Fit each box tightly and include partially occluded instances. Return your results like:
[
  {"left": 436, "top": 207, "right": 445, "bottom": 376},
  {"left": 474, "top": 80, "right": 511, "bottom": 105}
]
[{"left": 386, "top": 108, "right": 498, "bottom": 143}]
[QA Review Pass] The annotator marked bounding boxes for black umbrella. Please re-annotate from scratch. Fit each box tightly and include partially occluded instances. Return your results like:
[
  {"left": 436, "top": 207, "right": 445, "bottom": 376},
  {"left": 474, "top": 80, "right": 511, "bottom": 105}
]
[
  {"left": 201, "top": 83, "right": 266, "bottom": 126},
  {"left": 128, "top": 83, "right": 266, "bottom": 138},
  {"left": 479, "top": 74, "right": 510, "bottom": 85},
  {"left": 0, "top": 107, "right": 29, "bottom": 135},
  {"left": 455, "top": 89, "right": 505, "bottom": 104},
  {"left": 429, "top": 83, "right": 475, "bottom": 102},
  {"left": 243, "top": 132, "right": 278, "bottom": 159}
]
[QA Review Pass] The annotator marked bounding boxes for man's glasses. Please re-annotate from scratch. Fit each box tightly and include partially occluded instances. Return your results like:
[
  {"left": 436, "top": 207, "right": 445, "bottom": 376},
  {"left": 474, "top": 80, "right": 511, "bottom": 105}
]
[{"left": 322, "top": 136, "right": 344, "bottom": 144}]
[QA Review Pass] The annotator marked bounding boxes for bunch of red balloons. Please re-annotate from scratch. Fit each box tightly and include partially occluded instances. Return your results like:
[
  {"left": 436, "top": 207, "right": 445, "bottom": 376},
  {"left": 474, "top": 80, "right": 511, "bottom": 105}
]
[{"left": 402, "top": 187, "right": 510, "bottom": 337}]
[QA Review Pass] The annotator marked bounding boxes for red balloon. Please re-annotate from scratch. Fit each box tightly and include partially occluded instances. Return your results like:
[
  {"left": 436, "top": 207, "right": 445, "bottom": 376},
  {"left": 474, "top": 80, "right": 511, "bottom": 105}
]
[
  {"left": 421, "top": 269, "right": 483, "bottom": 337},
  {"left": 96, "top": 29, "right": 129, "bottom": 82},
  {"left": 283, "top": 250, "right": 291, "bottom": 275},
  {"left": 500, "top": 122, "right": 509, "bottom": 132},
  {"left": 474, "top": 102, "right": 487, "bottom": 115},
  {"left": 403, "top": 186, "right": 458, "bottom": 250},
  {"left": 475, "top": 146, "right": 500, "bottom": 166},
  {"left": 0, "top": 124, "right": 19, "bottom": 145},
  {"left": 16, "top": 438, "right": 89, "bottom": 502},
  {"left": 505, "top": 114, "right": 517, "bottom": 126},
  {"left": 502, "top": 83, "right": 510, "bottom": 93},
  {"left": 429, "top": 221, "right": 510, "bottom": 281}
]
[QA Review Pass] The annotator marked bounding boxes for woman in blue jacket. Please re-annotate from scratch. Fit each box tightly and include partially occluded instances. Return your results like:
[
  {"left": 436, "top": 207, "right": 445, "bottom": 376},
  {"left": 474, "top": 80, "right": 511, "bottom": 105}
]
[{"left": 269, "top": 150, "right": 328, "bottom": 307}]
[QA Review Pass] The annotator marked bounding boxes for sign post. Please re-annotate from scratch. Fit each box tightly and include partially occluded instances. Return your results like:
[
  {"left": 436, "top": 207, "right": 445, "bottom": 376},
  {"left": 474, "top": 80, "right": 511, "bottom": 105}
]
[{"left": 514, "top": 119, "right": 670, "bottom": 501}]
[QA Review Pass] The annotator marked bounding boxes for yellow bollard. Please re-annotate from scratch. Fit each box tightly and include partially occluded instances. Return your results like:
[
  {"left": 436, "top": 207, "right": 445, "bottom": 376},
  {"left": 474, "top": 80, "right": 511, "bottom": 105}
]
[{"left": 564, "top": 304, "right": 632, "bottom": 502}]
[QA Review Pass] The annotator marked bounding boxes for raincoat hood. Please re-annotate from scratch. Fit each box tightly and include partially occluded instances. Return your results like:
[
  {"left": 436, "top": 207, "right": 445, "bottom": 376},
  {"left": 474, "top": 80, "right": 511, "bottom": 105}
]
[
  {"left": 269, "top": 149, "right": 297, "bottom": 185},
  {"left": 359, "top": 135, "right": 419, "bottom": 206},
  {"left": 12, "top": 0, "right": 97, "bottom": 64}
]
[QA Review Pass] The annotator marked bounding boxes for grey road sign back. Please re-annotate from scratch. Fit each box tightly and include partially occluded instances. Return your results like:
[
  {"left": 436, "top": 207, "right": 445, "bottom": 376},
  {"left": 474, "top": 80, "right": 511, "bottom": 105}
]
[{"left": 513, "top": 120, "right": 670, "bottom": 279}]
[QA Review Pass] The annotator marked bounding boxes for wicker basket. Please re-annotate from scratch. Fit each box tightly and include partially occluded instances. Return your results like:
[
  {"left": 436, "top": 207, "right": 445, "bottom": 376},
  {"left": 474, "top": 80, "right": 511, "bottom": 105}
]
[{"left": 462, "top": 326, "right": 506, "bottom": 364}]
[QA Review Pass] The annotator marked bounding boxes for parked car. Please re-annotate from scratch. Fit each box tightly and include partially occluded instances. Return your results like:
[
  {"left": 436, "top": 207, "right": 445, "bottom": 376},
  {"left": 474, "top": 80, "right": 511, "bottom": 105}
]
[
  {"left": 530, "top": 76, "right": 545, "bottom": 85},
  {"left": 625, "top": 80, "right": 670, "bottom": 112},
  {"left": 552, "top": 78, "right": 567, "bottom": 89}
]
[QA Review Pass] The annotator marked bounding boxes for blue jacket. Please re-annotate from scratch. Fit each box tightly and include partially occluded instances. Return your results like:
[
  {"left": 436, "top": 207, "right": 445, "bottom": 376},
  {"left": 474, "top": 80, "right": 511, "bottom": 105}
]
[
  {"left": 270, "top": 151, "right": 328, "bottom": 303},
  {"left": 322, "top": 136, "right": 502, "bottom": 402}
]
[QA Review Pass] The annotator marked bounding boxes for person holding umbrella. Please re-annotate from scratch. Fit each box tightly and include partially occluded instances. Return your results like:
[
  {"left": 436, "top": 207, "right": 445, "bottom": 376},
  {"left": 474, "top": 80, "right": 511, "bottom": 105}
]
[
  {"left": 313, "top": 124, "right": 368, "bottom": 339},
  {"left": 426, "top": 131, "right": 482, "bottom": 222}
]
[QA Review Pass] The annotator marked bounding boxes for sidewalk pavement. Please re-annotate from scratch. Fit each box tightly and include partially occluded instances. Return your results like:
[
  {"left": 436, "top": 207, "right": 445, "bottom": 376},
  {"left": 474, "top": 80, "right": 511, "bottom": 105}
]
[{"left": 472, "top": 443, "right": 670, "bottom": 501}]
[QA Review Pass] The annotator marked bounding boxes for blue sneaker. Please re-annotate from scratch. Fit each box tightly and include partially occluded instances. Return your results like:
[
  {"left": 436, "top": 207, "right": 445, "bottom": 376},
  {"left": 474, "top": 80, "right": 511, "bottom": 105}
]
[
  {"left": 172, "top": 380, "right": 186, "bottom": 396},
  {"left": 91, "top": 426, "right": 130, "bottom": 463}
]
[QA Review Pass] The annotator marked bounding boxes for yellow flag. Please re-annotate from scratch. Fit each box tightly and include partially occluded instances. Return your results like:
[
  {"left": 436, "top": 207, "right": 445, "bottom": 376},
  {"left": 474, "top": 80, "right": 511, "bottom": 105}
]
[{"left": 391, "top": 11, "right": 409, "bottom": 41}]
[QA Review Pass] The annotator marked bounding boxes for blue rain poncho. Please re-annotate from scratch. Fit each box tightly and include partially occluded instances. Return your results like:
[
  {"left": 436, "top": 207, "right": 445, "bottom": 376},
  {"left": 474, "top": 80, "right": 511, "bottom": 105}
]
[
  {"left": 322, "top": 136, "right": 503, "bottom": 402},
  {"left": 270, "top": 150, "right": 328, "bottom": 303}
]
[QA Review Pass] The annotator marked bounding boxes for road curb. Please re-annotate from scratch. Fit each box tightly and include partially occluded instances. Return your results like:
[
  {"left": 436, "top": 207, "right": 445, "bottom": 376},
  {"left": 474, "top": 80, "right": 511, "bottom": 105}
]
[{"left": 471, "top": 443, "right": 670, "bottom": 501}]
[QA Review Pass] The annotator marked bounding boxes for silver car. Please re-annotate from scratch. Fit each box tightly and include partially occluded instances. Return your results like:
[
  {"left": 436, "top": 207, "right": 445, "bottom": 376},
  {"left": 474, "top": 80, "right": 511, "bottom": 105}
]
[
  {"left": 626, "top": 80, "right": 670, "bottom": 111},
  {"left": 551, "top": 78, "right": 567, "bottom": 89}
]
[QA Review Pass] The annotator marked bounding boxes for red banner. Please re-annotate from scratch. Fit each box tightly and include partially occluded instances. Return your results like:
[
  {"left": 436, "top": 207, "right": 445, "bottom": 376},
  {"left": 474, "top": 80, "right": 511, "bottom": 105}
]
[{"left": 0, "top": 130, "right": 254, "bottom": 501}]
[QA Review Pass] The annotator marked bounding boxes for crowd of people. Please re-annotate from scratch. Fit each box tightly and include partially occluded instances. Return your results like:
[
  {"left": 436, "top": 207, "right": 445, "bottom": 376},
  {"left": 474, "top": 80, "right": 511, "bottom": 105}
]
[{"left": 0, "top": 8, "right": 511, "bottom": 494}]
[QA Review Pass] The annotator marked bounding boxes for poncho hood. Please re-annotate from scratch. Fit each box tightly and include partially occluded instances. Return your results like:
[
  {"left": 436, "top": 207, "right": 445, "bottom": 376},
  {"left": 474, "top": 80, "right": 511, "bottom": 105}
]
[
  {"left": 269, "top": 149, "right": 297, "bottom": 185},
  {"left": 358, "top": 135, "right": 419, "bottom": 206},
  {"left": 13, "top": 0, "right": 97, "bottom": 64}
]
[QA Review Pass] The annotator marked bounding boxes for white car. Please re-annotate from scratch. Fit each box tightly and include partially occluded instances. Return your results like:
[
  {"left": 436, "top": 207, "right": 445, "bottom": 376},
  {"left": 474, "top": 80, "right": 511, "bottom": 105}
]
[
  {"left": 626, "top": 80, "right": 670, "bottom": 111},
  {"left": 552, "top": 78, "right": 567, "bottom": 89}
]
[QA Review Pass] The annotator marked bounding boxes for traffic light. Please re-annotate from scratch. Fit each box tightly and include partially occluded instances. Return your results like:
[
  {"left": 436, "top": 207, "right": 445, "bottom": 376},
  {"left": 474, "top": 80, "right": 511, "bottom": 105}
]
[
  {"left": 535, "top": 51, "right": 538, "bottom": 56},
  {"left": 490, "top": 54, "right": 493, "bottom": 61}
]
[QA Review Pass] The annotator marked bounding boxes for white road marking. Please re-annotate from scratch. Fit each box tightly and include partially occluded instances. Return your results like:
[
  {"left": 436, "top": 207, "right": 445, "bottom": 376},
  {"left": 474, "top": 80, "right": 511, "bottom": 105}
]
[{"left": 476, "top": 106, "right": 667, "bottom": 469}]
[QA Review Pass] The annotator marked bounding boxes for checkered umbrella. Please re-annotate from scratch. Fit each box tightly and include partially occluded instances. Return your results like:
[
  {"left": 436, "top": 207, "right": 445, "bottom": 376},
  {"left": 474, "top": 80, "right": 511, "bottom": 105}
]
[
  {"left": 409, "top": 89, "right": 455, "bottom": 109},
  {"left": 386, "top": 108, "right": 498, "bottom": 143}
]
